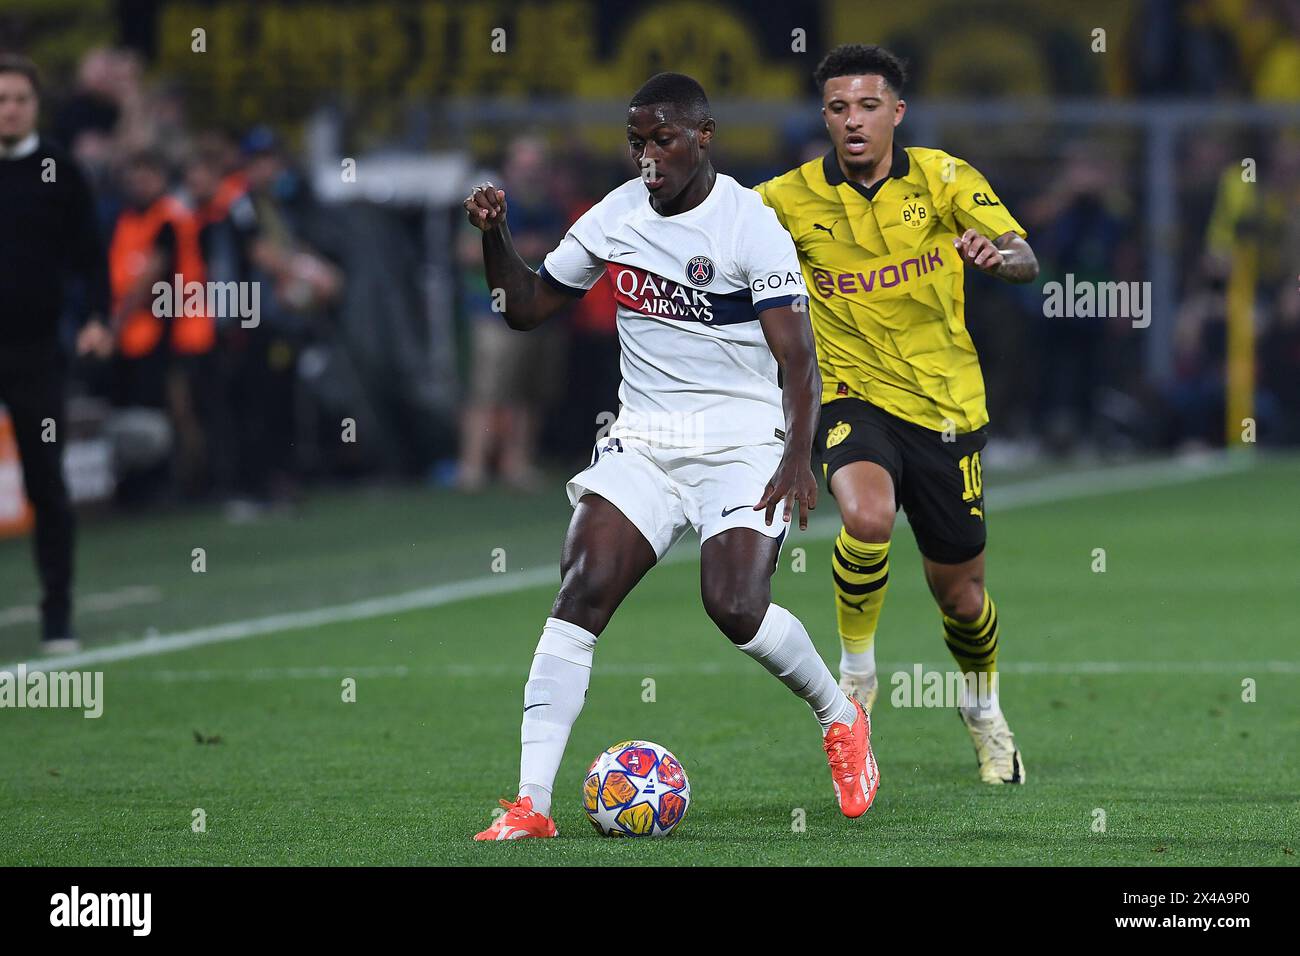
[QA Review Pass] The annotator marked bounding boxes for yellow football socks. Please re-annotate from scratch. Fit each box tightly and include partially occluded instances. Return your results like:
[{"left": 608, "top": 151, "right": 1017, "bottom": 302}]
[{"left": 832, "top": 527, "right": 890, "bottom": 659}]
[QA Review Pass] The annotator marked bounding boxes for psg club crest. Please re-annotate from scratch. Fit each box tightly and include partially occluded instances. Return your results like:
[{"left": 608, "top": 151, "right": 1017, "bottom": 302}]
[{"left": 685, "top": 255, "right": 715, "bottom": 287}]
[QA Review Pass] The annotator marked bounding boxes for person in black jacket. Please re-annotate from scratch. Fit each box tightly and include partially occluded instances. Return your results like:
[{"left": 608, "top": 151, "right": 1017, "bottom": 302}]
[{"left": 0, "top": 54, "right": 113, "bottom": 654}]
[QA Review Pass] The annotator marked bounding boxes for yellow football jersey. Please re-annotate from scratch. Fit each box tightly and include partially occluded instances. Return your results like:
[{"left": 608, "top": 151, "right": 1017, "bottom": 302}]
[{"left": 755, "top": 142, "right": 1026, "bottom": 433}]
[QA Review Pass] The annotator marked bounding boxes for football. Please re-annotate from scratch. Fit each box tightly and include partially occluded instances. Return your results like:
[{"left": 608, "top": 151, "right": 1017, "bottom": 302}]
[{"left": 583, "top": 740, "right": 691, "bottom": 837}]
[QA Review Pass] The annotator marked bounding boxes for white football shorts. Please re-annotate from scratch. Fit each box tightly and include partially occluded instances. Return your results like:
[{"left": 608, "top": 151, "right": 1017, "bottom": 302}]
[{"left": 566, "top": 437, "right": 790, "bottom": 560}]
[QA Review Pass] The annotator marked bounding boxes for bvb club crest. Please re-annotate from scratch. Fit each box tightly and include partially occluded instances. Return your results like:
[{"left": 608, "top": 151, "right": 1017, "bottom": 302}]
[
  {"left": 901, "top": 200, "right": 929, "bottom": 229},
  {"left": 826, "top": 421, "right": 852, "bottom": 448}
]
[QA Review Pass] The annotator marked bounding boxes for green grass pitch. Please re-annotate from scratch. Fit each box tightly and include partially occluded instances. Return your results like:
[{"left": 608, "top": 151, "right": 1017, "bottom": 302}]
[{"left": 1, "top": 456, "right": 1297, "bottom": 865}]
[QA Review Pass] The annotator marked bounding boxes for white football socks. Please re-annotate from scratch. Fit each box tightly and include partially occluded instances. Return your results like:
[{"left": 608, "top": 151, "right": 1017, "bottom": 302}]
[
  {"left": 840, "top": 645, "right": 876, "bottom": 680},
  {"left": 959, "top": 672, "right": 1002, "bottom": 721},
  {"left": 739, "top": 603, "right": 857, "bottom": 733},
  {"left": 517, "top": 617, "right": 597, "bottom": 817}
]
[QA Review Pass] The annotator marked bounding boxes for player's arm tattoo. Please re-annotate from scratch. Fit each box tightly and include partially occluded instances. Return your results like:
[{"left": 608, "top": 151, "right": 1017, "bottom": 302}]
[
  {"left": 990, "top": 232, "right": 1040, "bottom": 284},
  {"left": 481, "top": 224, "right": 572, "bottom": 330}
]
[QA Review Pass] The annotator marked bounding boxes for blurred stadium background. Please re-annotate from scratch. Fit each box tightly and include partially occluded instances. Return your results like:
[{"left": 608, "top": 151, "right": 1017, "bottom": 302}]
[
  {"left": 1, "top": 0, "right": 1298, "bottom": 866},
  {"left": 1, "top": 0, "right": 1297, "bottom": 526}
]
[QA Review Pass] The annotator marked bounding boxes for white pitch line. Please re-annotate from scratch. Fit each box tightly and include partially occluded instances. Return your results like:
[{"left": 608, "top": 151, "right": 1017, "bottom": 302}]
[
  {"left": 105, "top": 659, "right": 1300, "bottom": 683},
  {"left": 121, "top": 664, "right": 413, "bottom": 683},
  {"left": 4, "top": 567, "right": 557, "bottom": 673},
  {"left": 997, "top": 659, "right": 1300, "bottom": 675},
  {"left": 2, "top": 454, "right": 1252, "bottom": 674}
]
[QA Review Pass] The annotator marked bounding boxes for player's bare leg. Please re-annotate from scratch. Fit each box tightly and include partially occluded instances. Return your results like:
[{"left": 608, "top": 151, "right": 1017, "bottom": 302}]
[
  {"left": 701, "top": 528, "right": 877, "bottom": 817},
  {"left": 699, "top": 527, "right": 782, "bottom": 644},
  {"left": 829, "top": 460, "right": 897, "bottom": 712},
  {"left": 475, "top": 495, "right": 657, "bottom": 840},
  {"left": 550, "top": 494, "right": 658, "bottom": 633},
  {"left": 922, "top": 552, "right": 1025, "bottom": 784},
  {"left": 921, "top": 551, "right": 985, "bottom": 623}
]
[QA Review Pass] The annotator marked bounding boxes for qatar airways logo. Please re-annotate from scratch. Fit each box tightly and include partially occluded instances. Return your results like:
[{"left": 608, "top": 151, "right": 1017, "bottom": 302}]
[
  {"left": 812, "top": 245, "right": 945, "bottom": 297},
  {"left": 610, "top": 264, "right": 716, "bottom": 322}
]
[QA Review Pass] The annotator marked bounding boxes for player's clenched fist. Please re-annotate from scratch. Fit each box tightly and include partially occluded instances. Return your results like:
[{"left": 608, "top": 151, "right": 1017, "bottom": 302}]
[
  {"left": 464, "top": 182, "right": 507, "bottom": 231},
  {"left": 953, "top": 228, "right": 1004, "bottom": 272}
]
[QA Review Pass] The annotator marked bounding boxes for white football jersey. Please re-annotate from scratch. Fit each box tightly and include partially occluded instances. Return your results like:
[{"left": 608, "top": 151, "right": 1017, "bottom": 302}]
[{"left": 540, "top": 174, "right": 807, "bottom": 449}]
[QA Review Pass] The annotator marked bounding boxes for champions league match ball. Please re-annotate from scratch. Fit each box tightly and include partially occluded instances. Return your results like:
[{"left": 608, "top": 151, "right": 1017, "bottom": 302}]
[{"left": 583, "top": 740, "right": 691, "bottom": 837}]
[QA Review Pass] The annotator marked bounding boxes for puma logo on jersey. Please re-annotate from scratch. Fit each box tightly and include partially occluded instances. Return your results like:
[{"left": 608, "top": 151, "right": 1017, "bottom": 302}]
[
  {"left": 969, "top": 506, "right": 983, "bottom": 519},
  {"left": 812, "top": 221, "right": 837, "bottom": 238}
]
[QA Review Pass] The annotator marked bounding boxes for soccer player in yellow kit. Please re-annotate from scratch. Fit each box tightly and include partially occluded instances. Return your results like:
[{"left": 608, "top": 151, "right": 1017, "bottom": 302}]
[{"left": 756, "top": 45, "right": 1039, "bottom": 784}]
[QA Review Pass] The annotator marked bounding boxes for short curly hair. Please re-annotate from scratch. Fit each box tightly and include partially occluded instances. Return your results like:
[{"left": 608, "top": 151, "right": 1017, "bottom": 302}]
[
  {"left": 813, "top": 44, "right": 908, "bottom": 96},
  {"left": 629, "top": 72, "right": 711, "bottom": 125}
]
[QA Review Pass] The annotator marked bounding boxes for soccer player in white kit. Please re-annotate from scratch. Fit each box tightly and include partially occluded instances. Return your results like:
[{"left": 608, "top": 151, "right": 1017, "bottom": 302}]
[{"left": 468, "top": 74, "right": 877, "bottom": 840}]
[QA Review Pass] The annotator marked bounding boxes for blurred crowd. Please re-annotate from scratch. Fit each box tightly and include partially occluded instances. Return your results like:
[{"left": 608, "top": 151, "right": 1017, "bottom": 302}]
[
  {"left": 444, "top": 2, "right": 1300, "bottom": 483},
  {"left": 47, "top": 48, "right": 345, "bottom": 516},
  {"left": 9, "top": 19, "right": 1299, "bottom": 516},
  {"left": 1174, "top": 129, "right": 1300, "bottom": 446},
  {"left": 453, "top": 120, "right": 1300, "bottom": 488}
]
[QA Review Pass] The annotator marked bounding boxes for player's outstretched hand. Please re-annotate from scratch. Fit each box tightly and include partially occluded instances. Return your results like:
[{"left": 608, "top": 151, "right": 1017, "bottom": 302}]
[
  {"left": 755, "top": 454, "right": 818, "bottom": 530},
  {"left": 464, "top": 182, "right": 507, "bottom": 231},
  {"left": 954, "top": 228, "right": 1004, "bottom": 272}
]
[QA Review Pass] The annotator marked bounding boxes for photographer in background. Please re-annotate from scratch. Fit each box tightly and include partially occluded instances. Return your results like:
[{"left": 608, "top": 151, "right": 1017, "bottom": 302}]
[{"left": 0, "top": 54, "right": 113, "bottom": 654}]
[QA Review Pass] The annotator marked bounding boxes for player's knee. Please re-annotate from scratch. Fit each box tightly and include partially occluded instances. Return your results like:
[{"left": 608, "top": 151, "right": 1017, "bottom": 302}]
[
  {"left": 939, "top": 583, "right": 985, "bottom": 623},
  {"left": 840, "top": 503, "right": 893, "bottom": 545},
  {"left": 701, "top": 582, "right": 767, "bottom": 644},
  {"left": 552, "top": 561, "right": 616, "bottom": 635}
]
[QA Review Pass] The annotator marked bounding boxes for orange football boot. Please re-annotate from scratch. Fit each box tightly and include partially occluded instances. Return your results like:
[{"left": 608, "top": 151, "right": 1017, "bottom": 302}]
[
  {"left": 822, "top": 699, "right": 879, "bottom": 818},
  {"left": 473, "top": 796, "right": 558, "bottom": 841}
]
